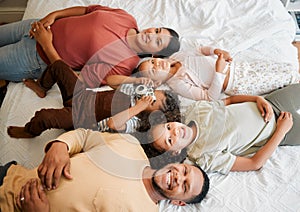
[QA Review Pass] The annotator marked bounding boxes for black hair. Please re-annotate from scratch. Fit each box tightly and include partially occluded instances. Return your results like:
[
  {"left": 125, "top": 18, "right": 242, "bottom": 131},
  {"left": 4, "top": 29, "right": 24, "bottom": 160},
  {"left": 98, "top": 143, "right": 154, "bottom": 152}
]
[
  {"left": 186, "top": 165, "right": 210, "bottom": 204},
  {"left": 156, "top": 27, "right": 180, "bottom": 57},
  {"left": 138, "top": 27, "right": 180, "bottom": 58},
  {"left": 135, "top": 90, "right": 181, "bottom": 132}
]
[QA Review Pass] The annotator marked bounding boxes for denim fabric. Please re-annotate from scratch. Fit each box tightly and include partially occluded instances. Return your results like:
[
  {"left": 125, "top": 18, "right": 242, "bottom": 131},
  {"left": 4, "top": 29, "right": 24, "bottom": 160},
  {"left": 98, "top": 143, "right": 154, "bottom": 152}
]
[{"left": 0, "top": 19, "right": 47, "bottom": 81}]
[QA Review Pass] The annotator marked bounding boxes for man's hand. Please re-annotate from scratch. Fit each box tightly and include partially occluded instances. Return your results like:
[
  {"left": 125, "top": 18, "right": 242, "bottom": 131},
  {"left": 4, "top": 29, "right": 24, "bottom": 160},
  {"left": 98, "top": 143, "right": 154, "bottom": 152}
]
[
  {"left": 16, "top": 179, "right": 50, "bottom": 212},
  {"left": 38, "top": 142, "right": 72, "bottom": 190},
  {"left": 256, "top": 96, "right": 274, "bottom": 122}
]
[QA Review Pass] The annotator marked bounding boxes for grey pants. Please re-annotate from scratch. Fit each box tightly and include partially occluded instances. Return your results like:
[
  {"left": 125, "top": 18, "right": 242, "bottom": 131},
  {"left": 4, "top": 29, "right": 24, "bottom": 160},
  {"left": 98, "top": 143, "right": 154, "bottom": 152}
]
[{"left": 265, "top": 83, "right": 300, "bottom": 145}]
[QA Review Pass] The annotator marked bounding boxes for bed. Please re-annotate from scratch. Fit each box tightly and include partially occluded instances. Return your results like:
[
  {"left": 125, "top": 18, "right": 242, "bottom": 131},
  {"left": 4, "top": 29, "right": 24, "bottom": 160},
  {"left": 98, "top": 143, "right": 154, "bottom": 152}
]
[{"left": 1, "top": 0, "right": 300, "bottom": 211}]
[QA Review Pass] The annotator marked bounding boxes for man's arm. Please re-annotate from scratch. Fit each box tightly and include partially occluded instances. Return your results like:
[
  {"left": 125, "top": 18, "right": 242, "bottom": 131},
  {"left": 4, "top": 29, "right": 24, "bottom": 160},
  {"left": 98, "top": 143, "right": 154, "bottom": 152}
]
[{"left": 231, "top": 111, "right": 293, "bottom": 172}]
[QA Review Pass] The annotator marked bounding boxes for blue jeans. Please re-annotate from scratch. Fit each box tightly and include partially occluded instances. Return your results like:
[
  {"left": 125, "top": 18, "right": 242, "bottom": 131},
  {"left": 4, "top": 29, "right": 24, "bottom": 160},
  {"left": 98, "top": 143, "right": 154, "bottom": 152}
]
[{"left": 0, "top": 19, "right": 47, "bottom": 81}]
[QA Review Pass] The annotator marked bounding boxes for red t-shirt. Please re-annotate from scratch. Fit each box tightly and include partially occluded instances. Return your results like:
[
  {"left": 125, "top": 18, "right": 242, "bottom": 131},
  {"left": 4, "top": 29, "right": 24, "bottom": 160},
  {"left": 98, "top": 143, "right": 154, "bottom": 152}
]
[{"left": 37, "top": 5, "right": 139, "bottom": 86}]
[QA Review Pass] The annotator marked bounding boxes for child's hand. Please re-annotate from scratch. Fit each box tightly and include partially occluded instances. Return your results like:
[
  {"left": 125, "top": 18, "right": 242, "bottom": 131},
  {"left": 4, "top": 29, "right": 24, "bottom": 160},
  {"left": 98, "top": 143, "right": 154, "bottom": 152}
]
[
  {"left": 215, "top": 53, "right": 228, "bottom": 74},
  {"left": 276, "top": 112, "right": 293, "bottom": 136},
  {"left": 256, "top": 96, "right": 274, "bottom": 122},
  {"left": 214, "top": 49, "right": 232, "bottom": 62},
  {"left": 136, "top": 96, "right": 155, "bottom": 111},
  {"left": 135, "top": 77, "right": 154, "bottom": 87}
]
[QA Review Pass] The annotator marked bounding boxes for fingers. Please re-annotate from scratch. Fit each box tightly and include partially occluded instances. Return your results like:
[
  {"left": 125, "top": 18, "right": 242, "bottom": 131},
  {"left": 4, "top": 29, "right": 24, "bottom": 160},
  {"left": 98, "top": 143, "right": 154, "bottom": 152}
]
[
  {"left": 29, "top": 179, "right": 39, "bottom": 200},
  {"left": 29, "top": 21, "right": 51, "bottom": 38},
  {"left": 279, "top": 111, "right": 292, "bottom": 119},
  {"left": 38, "top": 163, "right": 54, "bottom": 190},
  {"left": 63, "top": 162, "right": 73, "bottom": 180}
]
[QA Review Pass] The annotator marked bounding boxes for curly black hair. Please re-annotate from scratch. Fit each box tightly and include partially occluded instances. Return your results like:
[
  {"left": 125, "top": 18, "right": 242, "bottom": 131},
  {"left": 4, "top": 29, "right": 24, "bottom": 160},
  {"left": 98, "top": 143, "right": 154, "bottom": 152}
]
[{"left": 135, "top": 90, "right": 182, "bottom": 132}]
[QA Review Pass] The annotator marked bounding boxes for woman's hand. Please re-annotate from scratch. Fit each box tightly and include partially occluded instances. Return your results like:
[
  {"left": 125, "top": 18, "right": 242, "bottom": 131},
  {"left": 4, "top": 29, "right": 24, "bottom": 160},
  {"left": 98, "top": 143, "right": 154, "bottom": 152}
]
[
  {"left": 39, "top": 12, "right": 57, "bottom": 28},
  {"left": 29, "top": 22, "right": 52, "bottom": 46}
]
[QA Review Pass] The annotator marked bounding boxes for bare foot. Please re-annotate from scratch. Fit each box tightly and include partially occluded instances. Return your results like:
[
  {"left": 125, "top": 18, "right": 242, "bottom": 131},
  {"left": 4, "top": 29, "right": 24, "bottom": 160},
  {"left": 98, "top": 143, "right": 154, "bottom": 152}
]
[
  {"left": 23, "top": 79, "right": 46, "bottom": 98},
  {"left": 7, "top": 126, "right": 36, "bottom": 138}
]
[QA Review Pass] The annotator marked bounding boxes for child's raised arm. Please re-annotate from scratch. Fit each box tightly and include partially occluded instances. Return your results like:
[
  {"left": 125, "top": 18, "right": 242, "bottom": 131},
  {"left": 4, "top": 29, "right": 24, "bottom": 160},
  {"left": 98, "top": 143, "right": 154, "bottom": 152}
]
[{"left": 106, "top": 75, "right": 154, "bottom": 89}]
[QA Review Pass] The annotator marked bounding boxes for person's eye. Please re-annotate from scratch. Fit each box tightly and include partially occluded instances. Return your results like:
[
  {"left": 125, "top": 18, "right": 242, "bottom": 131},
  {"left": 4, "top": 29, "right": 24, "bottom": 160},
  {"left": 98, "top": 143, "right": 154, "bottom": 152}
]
[
  {"left": 184, "top": 165, "right": 187, "bottom": 175},
  {"left": 156, "top": 38, "right": 162, "bottom": 47},
  {"left": 167, "top": 124, "right": 170, "bottom": 130},
  {"left": 183, "top": 181, "right": 187, "bottom": 193},
  {"left": 151, "top": 59, "right": 154, "bottom": 64},
  {"left": 168, "top": 137, "right": 172, "bottom": 145},
  {"left": 155, "top": 28, "right": 159, "bottom": 33}
]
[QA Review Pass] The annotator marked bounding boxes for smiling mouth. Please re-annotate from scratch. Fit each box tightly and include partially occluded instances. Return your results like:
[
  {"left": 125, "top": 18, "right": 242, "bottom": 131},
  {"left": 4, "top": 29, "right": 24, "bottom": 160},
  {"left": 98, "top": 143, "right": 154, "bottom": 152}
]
[
  {"left": 143, "top": 33, "right": 149, "bottom": 43},
  {"left": 181, "top": 127, "right": 185, "bottom": 139},
  {"left": 167, "top": 170, "right": 172, "bottom": 189}
]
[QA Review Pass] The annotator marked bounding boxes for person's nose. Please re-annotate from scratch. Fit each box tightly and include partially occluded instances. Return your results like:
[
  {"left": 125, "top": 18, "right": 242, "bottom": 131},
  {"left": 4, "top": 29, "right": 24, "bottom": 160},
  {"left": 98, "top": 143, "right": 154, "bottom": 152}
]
[
  {"left": 173, "top": 127, "right": 179, "bottom": 137},
  {"left": 175, "top": 170, "right": 185, "bottom": 185}
]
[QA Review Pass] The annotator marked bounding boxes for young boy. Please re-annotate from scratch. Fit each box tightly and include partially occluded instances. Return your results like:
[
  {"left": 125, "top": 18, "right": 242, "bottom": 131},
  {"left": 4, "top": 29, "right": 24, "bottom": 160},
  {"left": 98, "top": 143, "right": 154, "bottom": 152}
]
[{"left": 8, "top": 60, "right": 180, "bottom": 138}]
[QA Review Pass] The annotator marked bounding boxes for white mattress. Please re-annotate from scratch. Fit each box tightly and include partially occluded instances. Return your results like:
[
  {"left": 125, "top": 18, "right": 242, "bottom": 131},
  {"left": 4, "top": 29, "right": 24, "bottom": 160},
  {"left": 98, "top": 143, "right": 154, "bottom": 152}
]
[{"left": 1, "top": 0, "right": 300, "bottom": 211}]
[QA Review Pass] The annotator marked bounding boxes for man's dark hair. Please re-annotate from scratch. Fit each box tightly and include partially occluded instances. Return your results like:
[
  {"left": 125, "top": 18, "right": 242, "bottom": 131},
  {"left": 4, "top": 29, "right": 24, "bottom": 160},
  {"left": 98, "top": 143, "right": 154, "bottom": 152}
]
[
  {"left": 151, "top": 164, "right": 210, "bottom": 204},
  {"left": 186, "top": 165, "right": 210, "bottom": 204}
]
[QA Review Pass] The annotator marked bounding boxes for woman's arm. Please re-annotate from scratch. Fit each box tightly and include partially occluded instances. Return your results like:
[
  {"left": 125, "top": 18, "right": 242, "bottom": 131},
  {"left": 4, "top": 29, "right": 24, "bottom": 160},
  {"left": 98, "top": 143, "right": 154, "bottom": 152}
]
[
  {"left": 231, "top": 111, "right": 293, "bottom": 172},
  {"left": 39, "top": 6, "right": 88, "bottom": 27}
]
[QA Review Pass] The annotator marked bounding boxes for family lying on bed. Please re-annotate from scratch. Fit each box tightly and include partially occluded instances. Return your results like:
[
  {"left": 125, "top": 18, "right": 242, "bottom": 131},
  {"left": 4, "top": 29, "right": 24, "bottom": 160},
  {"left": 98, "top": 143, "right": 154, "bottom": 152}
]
[{"left": 1, "top": 4, "right": 300, "bottom": 212}]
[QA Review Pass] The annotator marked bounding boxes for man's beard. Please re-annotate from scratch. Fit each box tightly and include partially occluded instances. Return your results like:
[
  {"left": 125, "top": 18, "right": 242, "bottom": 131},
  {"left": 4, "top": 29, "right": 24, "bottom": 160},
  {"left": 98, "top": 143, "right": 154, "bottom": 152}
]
[{"left": 151, "top": 169, "right": 169, "bottom": 199}]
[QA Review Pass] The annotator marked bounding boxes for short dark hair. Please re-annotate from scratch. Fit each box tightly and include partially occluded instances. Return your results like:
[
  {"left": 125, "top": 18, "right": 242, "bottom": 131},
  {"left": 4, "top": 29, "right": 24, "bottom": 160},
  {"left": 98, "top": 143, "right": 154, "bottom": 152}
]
[{"left": 186, "top": 165, "right": 210, "bottom": 204}]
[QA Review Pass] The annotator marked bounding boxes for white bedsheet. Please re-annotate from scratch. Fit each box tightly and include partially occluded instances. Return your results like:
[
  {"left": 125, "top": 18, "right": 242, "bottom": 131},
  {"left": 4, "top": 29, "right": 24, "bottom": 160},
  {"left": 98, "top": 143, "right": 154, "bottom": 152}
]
[{"left": 1, "top": 0, "right": 299, "bottom": 211}]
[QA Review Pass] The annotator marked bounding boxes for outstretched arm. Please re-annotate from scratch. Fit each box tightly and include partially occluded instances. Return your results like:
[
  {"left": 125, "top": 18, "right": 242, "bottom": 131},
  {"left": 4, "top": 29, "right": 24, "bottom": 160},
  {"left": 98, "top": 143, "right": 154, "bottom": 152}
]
[
  {"left": 223, "top": 95, "right": 274, "bottom": 122},
  {"left": 231, "top": 111, "right": 293, "bottom": 172},
  {"left": 199, "top": 46, "right": 232, "bottom": 62},
  {"left": 106, "top": 75, "right": 154, "bottom": 89}
]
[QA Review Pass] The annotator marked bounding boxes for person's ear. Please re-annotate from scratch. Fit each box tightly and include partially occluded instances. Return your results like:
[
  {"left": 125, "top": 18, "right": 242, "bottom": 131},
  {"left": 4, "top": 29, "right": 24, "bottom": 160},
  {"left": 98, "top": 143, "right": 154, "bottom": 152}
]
[
  {"left": 171, "top": 150, "right": 181, "bottom": 156},
  {"left": 170, "top": 200, "right": 186, "bottom": 206}
]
